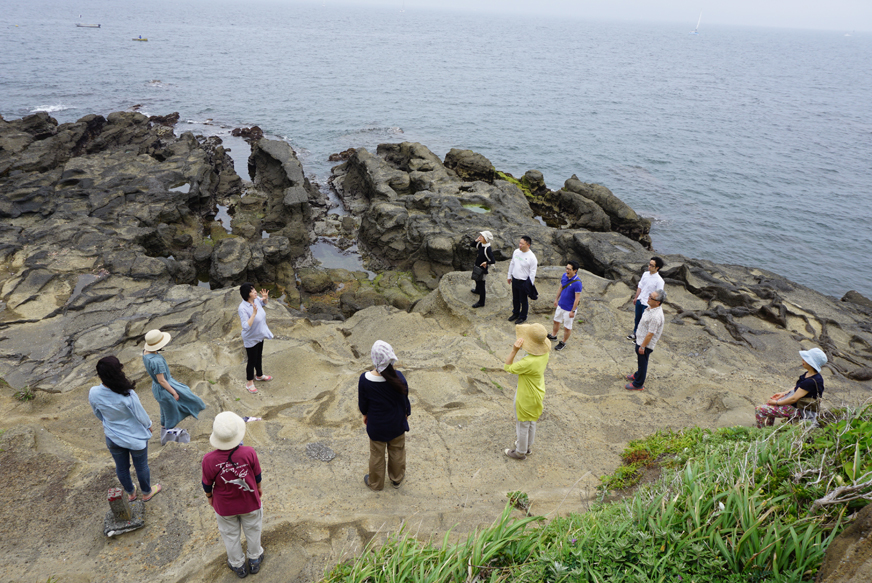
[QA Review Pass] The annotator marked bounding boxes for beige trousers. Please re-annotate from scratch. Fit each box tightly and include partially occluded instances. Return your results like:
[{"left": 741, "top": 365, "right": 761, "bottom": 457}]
[
  {"left": 368, "top": 434, "right": 406, "bottom": 490},
  {"left": 215, "top": 508, "right": 263, "bottom": 568}
]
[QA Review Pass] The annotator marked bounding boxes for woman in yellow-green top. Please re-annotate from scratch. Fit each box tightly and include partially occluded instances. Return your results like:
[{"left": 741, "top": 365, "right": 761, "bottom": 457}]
[{"left": 503, "top": 323, "right": 551, "bottom": 460}]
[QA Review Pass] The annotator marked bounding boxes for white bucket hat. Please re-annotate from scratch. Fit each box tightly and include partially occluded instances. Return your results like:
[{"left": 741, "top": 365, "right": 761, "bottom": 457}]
[
  {"left": 799, "top": 347, "right": 827, "bottom": 373},
  {"left": 210, "top": 412, "right": 246, "bottom": 450}
]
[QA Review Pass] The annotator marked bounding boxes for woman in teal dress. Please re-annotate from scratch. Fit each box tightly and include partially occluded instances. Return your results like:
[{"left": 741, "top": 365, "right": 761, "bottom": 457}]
[{"left": 142, "top": 329, "right": 206, "bottom": 432}]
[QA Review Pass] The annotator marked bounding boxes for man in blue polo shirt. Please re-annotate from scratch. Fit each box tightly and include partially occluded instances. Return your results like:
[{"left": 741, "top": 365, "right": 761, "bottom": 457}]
[{"left": 547, "top": 261, "right": 583, "bottom": 351}]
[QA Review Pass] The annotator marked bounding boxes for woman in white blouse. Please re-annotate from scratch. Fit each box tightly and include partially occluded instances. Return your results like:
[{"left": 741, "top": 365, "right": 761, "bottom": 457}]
[{"left": 238, "top": 283, "right": 274, "bottom": 394}]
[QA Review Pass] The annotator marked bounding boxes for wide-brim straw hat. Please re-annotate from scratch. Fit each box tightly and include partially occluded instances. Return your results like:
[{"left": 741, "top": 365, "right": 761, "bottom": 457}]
[
  {"left": 799, "top": 347, "right": 827, "bottom": 372},
  {"left": 515, "top": 323, "right": 551, "bottom": 356},
  {"left": 143, "top": 329, "right": 171, "bottom": 352},
  {"left": 210, "top": 411, "right": 246, "bottom": 450}
]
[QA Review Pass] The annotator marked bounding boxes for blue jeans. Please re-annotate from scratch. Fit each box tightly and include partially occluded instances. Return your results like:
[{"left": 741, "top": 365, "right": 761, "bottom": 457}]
[
  {"left": 632, "top": 345, "right": 653, "bottom": 388},
  {"left": 106, "top": 437, "right": 152, "bottom": 495},
  {"left": 633, "top": 300, "right": 646, "bottom": 336}
]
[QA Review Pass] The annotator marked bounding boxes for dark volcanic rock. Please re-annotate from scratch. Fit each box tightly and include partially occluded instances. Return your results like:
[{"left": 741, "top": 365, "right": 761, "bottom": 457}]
[
  {"left": 328, "top": 148, "right": 356, "bottom": 162},
  {"left": 248, "top": 138, "right": 318, "bottom": 256},
  {"left": 0, "top": 111, "right": 333, "bottom": 389},
  {"left": 842, "top": 290, "right": 872, "bottom": 309},
  {"left": 231, "top": 126, "right": 264, "bottom": 142},
  {"left": 148, "top": 112, "right": 180, "bottom": 127},
  {"left": 331, "top": 141, "right": 653, "bottom": 281},
  {"left": 443, "top": 148, "right": 495, "bottom": 183},
  {"left": 563, "top": 175, "right": 652, "bottom": 248}
]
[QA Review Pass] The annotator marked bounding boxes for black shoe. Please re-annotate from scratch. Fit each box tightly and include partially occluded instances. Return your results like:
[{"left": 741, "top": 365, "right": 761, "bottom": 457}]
[
  {"left": 546, "top": 334, "right": 557, "bottom": 340},
  {"left": 508, "top": 314, "right": 519, "bottom": 321},
  {"left": 471, "top": 289, "right": 478, "bottom": 294},
  {"left": 391, "top": 480, "right": 402, "bottom": 489},
  {"left": 249, "top": 553, "right": 264, "bottom": 575},
  {"left": 555, "top": 341, "right": 566, "bottom": 351},
  {"left": 626, "top": 334, "right": 636, "bottom": 341},
  {"left": 228, "top": 559, "right": 248, "bottom": 578},
  {"left": 472, "top": 302, "right": 484, "bottom": 308},
  {"left": 514, "top": 318, "right": 527, "bottom": 325}
]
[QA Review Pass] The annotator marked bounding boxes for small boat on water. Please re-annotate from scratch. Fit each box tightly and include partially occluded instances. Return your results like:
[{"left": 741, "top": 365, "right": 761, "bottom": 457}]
[
  {"left": 690, "top": 12, "right": 701, "bottom": 35},
  {"left": 76, "top": 23, "right": 101, "bottom": 28},
  {"left": 132, "top": 36, "right": 148, "bottom": 41}
]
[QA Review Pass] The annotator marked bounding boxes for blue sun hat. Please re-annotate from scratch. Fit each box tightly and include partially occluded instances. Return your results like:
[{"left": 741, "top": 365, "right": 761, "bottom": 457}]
[{"left": 799, "top": 348, "right": 827, "bottom": 372}]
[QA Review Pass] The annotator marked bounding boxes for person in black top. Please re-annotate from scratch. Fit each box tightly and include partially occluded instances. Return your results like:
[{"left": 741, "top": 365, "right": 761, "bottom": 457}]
[
  {"left": 359, "top": 340, "right": 411, "bottom": 491},
  {"left": 471, "top": 230, "right": 496, "bottom": 308},
  {"left": 755, "top": 347, "right": 826, "bottom": 427}
]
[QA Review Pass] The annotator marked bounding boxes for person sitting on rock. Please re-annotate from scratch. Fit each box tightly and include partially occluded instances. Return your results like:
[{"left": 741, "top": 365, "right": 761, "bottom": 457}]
[
  {"left": 755, "top": 348, "right": 826, "bottom": 427},
  {"left": 547, "top": 260, "right": 583, "bottom": 351},
  {"left": 471, "top": 230, "right": 496, "bottom": 309}
]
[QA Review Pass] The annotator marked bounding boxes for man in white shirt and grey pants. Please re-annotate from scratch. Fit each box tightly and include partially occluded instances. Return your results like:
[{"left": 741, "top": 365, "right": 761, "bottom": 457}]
[
  {"left": 625, "top": 288, "right": 666, "bottom": 391},
  {"left": 507, "top": 235, "right": 538, "bottom": 325}
]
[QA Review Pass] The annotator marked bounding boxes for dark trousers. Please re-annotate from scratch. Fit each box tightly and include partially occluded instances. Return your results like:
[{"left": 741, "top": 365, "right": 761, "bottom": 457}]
[
  {"left": 632, "top": 345, "right": 653, "bottom": 388},
  {"left": 511, "top": 277, "right": 529, "bottom": 319},
  {"left": 633, "top": 300, "right": 646, "bottom": 336},
  {"left": 474, "top": 278, "right": 486, "bottom": 304},
  {"left": 245, "top": 341, "right": 264, "bottom": 381},
  {"left": 106, "top": 436, "right": 152, "bottom": 495}
]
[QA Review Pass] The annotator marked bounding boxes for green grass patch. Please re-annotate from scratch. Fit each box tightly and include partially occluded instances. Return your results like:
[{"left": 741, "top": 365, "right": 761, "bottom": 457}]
[
  {"left": 320, "top": 406, "right": 872, "bottom": 582},
  {"left": 15, "top": 385, "right": 35, "bottom": 402},
  {"left": 496, "top": 170, "right": 533, "bottom": 198}
]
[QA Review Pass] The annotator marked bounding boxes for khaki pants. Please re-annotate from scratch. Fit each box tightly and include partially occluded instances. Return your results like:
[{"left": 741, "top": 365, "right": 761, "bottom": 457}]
[
  {"left": 368, "top": 434, "right": 406, "bottom": 491},
  {"left": 215, "top": 508, "right": 263, "bottom": 568}
]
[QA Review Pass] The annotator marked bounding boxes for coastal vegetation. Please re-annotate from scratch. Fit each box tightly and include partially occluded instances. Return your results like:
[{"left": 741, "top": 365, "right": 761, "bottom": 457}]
[{"left": 321, "top": 406, "right": 872, "bottom": 582}]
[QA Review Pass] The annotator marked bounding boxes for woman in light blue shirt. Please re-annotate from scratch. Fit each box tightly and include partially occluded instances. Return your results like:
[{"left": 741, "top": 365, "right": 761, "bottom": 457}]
[
  {"left": 89, "top": 356, "right": 162, "bottom": 501},
  {"left": 238, "top": 282, "right": 274, "bottom": 394}
]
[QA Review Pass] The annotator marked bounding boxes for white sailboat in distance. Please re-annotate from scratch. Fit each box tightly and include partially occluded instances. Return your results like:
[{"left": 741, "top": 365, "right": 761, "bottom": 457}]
[{"left": 690, "top": 12, "right": 701, "bottom": 35}]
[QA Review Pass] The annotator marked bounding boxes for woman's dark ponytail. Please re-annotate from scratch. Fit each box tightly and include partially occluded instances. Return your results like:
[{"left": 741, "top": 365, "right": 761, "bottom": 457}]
[{"left": 381, "top": 364, "right": 408, "bottom": 396}]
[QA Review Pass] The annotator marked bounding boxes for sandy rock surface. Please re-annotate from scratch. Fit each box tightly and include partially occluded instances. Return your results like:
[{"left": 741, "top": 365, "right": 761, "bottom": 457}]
[
  {"left": 2, "top": 111, "right": 871, "bottom": 582},
  {"left": 1, "top": 266, "right": 869, "bottom": 583}
]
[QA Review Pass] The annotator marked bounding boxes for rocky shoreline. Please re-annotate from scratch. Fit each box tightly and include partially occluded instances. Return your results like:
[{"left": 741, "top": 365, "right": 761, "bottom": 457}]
[{"left": 1, "top": 111, "right": 870, "bottom": 582}]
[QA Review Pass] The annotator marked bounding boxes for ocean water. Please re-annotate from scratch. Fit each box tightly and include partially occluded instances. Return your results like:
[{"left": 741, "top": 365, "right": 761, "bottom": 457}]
[{"left": 2, "top": 0, "right": 871, "bottom": 297}]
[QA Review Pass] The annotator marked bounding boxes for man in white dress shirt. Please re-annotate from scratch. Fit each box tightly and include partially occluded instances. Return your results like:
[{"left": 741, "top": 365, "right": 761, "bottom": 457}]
[
  {"left": 506, "top": 235, "right": 538, "bottom": 325},
  {"left": 625, "top": 288, "right": 666, "bottom": 391}
]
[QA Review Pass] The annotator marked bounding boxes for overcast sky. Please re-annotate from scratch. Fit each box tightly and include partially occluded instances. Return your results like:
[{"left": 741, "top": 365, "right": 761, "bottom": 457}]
[{"left": 335, "top": 0, "right": 871, "bottom": 32}]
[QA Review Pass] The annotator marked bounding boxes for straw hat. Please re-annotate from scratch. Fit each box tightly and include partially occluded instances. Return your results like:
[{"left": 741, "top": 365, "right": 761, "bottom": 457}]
[
  {"left": 479, "top": 230, "right": 494, "bottom": 244},
  {"left": 799, "top": 348, "right": 827, "bottom": 372},
  {"left": 143, "top": 329, "right": 171, "bottom": 352},
  {"left": 515, "top": 323, "right": 551, "bottom": 355},
  {"left": 210, "top": 412, "right": 246, "bottom": 450}
]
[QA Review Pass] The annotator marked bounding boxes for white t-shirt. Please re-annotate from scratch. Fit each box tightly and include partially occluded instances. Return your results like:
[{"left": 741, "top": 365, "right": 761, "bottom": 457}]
[{"left": 637, "top": 271, "right": 664, "bottom": 306}]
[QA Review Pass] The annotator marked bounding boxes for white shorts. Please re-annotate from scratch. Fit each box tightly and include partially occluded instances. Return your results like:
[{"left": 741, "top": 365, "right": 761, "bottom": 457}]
[{"left": 553, "top": 306, "right": 576, "bottom": 329}]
